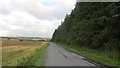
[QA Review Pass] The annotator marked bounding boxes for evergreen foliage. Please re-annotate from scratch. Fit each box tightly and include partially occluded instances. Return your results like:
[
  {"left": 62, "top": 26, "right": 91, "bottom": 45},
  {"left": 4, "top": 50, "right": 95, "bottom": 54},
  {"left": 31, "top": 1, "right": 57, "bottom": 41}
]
[{"left": 51, "top": 2, "right": 120, "bottom": 51}]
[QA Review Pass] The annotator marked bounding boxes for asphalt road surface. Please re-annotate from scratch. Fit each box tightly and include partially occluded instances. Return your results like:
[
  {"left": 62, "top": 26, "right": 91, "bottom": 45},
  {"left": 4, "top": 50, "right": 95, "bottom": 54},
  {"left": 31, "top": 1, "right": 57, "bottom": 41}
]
[{"left": 45, "top": 42, "right": 102, "bottom": 67}]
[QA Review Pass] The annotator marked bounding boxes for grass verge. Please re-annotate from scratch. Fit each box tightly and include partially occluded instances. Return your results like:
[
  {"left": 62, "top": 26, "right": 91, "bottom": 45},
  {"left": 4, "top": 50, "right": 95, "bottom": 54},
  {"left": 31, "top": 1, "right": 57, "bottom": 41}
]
[
  {"left": 56, "top": 42, "right": 119, "bottom": 68},
  {"left": 20, "top": 43, "right": 48, "bottom": 66}
]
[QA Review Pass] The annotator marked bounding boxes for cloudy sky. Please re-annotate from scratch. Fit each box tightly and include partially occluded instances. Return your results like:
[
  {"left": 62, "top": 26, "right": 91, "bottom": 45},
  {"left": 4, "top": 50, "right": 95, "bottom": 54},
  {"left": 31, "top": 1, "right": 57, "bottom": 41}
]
[{"left": 0, "top": 0, "right": 76, "bottom": 38}]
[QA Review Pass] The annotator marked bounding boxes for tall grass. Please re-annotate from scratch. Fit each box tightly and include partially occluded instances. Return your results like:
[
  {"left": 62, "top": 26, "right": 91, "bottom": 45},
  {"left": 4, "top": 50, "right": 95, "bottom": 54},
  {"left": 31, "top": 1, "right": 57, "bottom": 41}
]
[
  {"left": 21, "top": 43, "right": 48, "bottom": 66},
  {"left": 2, "top": 42, "right": 48, "bottom": 66}
]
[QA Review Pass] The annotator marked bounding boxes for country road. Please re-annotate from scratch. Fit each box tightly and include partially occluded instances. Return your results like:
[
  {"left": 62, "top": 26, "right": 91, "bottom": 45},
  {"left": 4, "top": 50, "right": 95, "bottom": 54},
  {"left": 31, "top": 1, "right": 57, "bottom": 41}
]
[{"left": 44, "top": 42, "right": 103, "bottom": 67}]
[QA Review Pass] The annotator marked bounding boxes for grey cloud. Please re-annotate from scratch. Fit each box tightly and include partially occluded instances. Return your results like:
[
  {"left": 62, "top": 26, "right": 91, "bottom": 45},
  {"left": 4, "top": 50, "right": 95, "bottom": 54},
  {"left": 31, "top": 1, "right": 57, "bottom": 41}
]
[{"left": 0, "top": 0, "right": 75, "bottom": 38}]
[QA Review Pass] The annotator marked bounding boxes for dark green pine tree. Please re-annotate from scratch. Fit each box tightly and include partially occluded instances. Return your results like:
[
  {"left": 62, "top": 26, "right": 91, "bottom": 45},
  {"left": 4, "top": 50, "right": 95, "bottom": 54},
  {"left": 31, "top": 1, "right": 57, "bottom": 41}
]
[{"left": 52, "top": 2, "right": 120, "bottom": 51}]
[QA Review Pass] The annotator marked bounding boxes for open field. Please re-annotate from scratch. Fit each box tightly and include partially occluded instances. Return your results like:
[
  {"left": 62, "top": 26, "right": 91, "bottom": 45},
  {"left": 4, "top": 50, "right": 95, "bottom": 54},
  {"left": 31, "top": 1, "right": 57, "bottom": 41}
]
[
  {"left": 1, "top": 37, "right": 48, "bottom": 66},
  {"left": 2, "top": 40, "right": 43, "bottom": 47}
]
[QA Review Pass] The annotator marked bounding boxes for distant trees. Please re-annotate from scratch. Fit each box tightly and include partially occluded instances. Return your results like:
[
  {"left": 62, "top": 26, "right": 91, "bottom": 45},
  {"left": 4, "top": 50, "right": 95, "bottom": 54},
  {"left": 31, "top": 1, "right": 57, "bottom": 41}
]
[{"left": 51, "top": 2, "right": 120, "bottom": 51}]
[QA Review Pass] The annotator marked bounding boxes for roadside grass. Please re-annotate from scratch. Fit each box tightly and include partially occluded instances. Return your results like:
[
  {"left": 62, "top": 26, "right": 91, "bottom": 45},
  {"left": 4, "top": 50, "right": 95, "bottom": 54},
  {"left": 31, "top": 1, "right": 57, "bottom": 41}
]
[
  {"left": 56, "top": 42, "right": 119, "bottom": 67},
  {"left": 2, "top": 42, "right": 48, "bottom": 66},
  {"left": 22, "top": 43, "right": 48, "bottom": 66}
]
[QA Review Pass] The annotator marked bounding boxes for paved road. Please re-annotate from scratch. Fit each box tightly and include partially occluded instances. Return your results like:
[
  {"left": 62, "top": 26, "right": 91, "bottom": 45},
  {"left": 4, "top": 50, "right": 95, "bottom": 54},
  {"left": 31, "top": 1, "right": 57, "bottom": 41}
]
[{"left": 45, "top": 42, "right": 101, "bottom": 66}]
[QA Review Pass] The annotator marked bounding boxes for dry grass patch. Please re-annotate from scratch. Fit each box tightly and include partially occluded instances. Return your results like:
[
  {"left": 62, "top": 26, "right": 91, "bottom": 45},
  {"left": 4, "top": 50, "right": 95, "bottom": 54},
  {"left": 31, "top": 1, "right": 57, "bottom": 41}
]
[{"left": 2, "top": 41, "right": 47, "bottom": 66}]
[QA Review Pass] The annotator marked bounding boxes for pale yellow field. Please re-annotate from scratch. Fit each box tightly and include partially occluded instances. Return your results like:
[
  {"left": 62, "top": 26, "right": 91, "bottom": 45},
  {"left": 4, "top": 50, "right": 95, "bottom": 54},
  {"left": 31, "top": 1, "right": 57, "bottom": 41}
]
[{"left": 2, "top": 42, "right": 47, "bottom": 66}]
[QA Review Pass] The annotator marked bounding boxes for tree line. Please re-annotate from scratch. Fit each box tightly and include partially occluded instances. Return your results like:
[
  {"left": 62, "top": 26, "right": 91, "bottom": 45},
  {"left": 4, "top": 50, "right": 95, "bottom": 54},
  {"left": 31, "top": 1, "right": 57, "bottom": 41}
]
[{"left": 51, "top": 2, "right": 120, "bottom": 52}]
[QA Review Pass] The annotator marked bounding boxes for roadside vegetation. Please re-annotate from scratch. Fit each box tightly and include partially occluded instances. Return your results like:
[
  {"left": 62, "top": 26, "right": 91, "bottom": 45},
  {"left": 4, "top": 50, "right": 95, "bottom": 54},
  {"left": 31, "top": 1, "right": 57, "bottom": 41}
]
[
  {"left": 57, "top": 42, "right": 119, "bottom": 67},
  {"left": 51, "top": 2, "right": 119, "bottom": 67},
  {"left": 2, "top": 37, "right": 48, "bottom": 66}
]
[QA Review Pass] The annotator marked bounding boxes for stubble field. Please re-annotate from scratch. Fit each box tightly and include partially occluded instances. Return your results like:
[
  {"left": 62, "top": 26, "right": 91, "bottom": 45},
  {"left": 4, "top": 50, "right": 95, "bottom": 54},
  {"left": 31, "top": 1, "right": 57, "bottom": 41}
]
[{"left": 1, "top": 38, "right": 48, "bottom": 66}]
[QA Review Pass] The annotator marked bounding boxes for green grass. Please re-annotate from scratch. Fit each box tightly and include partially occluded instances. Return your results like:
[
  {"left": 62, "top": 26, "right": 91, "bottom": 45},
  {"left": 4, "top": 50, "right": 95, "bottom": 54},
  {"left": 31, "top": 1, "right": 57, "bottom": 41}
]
[
  {"left": 23, "top": 43, "right": 48, "bottom": 66},
  {"left": 56, "top": 42, "right": 119, "bottom": 67}
]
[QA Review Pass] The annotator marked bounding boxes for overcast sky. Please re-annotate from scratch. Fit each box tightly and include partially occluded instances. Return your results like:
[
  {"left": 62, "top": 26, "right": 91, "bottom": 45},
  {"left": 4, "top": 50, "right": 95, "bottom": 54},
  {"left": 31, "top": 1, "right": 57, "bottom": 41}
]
[{"left": 0, "top": 0, "right": 76, "bottom": 38}]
